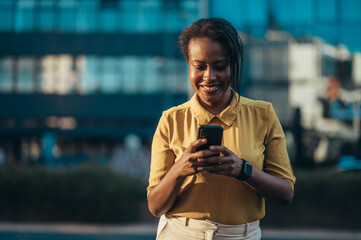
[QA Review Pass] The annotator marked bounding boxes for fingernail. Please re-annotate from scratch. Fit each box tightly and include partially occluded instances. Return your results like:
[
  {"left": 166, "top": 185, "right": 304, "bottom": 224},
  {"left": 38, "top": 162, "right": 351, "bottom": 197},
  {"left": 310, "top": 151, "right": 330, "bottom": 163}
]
[
  {"left": 198, "top": 158, "right": 203, "bottom": 162},
  {"left": 198, "top": 167, "right": 203, "bottom": 171}
]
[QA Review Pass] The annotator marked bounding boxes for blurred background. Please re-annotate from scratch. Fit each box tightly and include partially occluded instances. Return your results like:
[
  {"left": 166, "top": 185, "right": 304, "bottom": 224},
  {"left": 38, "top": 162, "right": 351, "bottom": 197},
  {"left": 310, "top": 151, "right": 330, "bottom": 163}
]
[{"left": 0, "top": 0, "right": 361, "bottom": 235}]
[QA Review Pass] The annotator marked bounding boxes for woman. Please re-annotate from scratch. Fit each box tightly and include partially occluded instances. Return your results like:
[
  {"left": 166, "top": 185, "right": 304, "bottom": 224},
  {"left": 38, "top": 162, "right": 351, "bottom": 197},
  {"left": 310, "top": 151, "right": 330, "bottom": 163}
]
[{"left": 147, "top": 18, "right": 295, "bottom": 240}]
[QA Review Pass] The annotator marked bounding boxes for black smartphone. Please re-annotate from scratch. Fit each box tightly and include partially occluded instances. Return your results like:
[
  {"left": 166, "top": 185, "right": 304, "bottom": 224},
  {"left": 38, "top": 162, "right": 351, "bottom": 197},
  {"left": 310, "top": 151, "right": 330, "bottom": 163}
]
[{"left": 196, "top": 125, "right": 223, "bottom": 151}]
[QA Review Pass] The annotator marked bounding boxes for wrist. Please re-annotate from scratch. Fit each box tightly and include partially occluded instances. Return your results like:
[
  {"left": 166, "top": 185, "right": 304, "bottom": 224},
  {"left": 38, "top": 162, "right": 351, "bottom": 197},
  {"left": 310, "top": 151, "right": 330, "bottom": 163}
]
[
  {"left": 236, "top": 159, "right": 253, "bottom": 181},
  {"left": 168, "top": 162, "right": 186, "bottom": 181}
]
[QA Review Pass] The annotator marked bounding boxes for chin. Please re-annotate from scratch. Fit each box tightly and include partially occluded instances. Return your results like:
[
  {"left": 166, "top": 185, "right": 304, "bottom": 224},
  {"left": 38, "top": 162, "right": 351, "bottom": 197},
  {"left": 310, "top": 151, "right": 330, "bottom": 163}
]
[{"left": 199, "top": 94, "right": 222, "bottom": 105}]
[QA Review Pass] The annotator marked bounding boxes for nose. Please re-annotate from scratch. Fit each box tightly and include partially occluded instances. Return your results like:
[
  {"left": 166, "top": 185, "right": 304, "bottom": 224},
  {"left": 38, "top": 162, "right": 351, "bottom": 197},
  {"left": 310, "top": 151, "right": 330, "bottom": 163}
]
[{"left": 203, "top": 67, "right": 216, "bottom": 81}]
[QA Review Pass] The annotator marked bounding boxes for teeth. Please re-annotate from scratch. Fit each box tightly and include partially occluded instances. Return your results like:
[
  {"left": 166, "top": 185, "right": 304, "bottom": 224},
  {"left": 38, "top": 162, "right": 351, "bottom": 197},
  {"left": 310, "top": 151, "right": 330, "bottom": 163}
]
[{"left": 202, "top": 86, "right": 218, "bottom": 91}]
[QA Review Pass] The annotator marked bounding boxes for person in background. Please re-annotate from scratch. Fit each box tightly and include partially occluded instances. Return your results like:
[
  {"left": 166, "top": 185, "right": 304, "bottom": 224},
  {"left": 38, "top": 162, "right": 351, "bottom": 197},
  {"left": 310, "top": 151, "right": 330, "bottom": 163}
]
[
  {"left": 326, "top": 76, "right": 341, "bottom": 102},
  {"left": 147, "top": 18, "right": 296, "bottom": 240}
]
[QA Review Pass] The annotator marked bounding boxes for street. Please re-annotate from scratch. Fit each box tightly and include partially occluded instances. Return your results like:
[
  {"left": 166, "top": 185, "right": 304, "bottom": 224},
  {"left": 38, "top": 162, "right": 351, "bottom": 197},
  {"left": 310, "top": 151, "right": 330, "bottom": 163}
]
[{"left": 0, "top": 223, "right": 360, "bottom": 240}]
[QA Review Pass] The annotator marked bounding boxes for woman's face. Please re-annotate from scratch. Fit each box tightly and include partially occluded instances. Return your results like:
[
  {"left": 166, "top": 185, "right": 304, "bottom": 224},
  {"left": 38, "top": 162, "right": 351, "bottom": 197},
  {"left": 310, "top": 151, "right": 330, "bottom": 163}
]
[{"left": 188, "top": 37, "right": 232, "bottom": 114}]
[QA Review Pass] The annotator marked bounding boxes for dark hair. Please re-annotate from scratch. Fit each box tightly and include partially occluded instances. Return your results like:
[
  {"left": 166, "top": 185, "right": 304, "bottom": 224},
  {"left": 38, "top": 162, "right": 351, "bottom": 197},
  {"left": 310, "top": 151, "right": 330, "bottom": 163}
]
[{"left": 178, "top": 18, "right": 244, "bottom": 94}]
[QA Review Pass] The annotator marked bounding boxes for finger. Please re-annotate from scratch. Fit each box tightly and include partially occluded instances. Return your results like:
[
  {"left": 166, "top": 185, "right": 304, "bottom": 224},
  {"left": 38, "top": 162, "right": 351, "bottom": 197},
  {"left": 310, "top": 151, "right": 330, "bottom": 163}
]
[
  {"left": 189, "top": 138, "right": 207, "bottom": 152},
  {"left": 194, "top": 149, "right": 220, "bottom": 160},
  {"left": 197, "top": 155, "right": 222, "bottom": 165},
  {"left": 197, "top": 163, "right": 228, "bottom": 172},
  {"left": 209, "top": 145, "right": 232, "bottom": 155}
]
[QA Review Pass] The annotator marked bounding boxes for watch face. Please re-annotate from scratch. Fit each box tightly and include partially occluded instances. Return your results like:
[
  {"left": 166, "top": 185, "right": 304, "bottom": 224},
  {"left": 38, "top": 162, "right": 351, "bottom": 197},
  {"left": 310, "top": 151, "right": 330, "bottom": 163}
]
[
  {"left": 244, "top": 161, "right": 253, "bottom": 178},
  {"left": 237, "top": 160, "right": 252, "bottom": 181}
]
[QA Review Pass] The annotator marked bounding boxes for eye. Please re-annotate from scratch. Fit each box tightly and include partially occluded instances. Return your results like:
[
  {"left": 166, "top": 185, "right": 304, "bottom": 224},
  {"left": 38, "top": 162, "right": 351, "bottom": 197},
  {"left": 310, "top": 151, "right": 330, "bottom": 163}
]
[
  {"left": 194, "top": 65, "right": 206, "bottom": 70},
  {"left": 214, "top": 65, "right": 227, "bottom": 71}
]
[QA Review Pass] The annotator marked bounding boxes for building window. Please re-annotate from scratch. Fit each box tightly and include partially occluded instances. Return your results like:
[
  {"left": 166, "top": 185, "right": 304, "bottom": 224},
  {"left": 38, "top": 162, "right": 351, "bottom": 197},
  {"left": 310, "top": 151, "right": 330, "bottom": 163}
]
[
  {"left": 0, "top": 1, "right": 13, "bottom": 31},
  {"left": 267, "top": 46, "right": 288, "bottom": 81},
  {"left": 162, "top": 58, "right": 188, "bottom": 93},
  {"left": 120, "top": 0, "right": 137, "bottom": 33},
  {"left": 59, "top": 0, "right": 76, "bottom": 32},
  {"left": 17, "top": 57, "right": 34, "bottom": 93},
  {"left": 138, "top": 1, "right": 163, "bottom": 33},
  {"left": 77, "top": 55, "right": 100, "bottom": 94},
  {"left": 99, "top": 8, "right": 118, "bottom": 32},
  {"left": 15, "top": 0, "right": 35, "bottom": 32},
  {"left": 41, "top": 55, "right": 57, "bottom": 94},
  {"left": 75, "top": 0, "right": 98, "bottom": 33},
  {"left": 143, "top": 57, "right": 161, "bottom": 93},
  {"left": 38, "top": 0, "right": 55, "bottom": 32},
  {"left": 122, "top": 56, "right": 139, "bottom": 93},
  {"left": 322, "top": 55, "right": 337, "bottom": 76},
  {"left": 58, "top": 55, "right": 76, "bottom": 94},
  {"left": 100, "top": 57, "right": 118, "bottom": 93},
  {"left": 0, "top": 57, "right": 13, "bottom": 93},
  {"left": 248, "top": 46, "right": 265, "bottom": 81}
]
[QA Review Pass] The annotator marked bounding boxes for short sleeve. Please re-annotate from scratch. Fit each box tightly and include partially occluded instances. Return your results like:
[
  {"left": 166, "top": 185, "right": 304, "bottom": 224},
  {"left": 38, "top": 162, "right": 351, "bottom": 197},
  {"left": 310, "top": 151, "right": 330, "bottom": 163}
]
[
  {"left": 263, "top": 104, "right": 296, "bottom": 191},
  {"left": 147, "top": 112, "right": 176, "bottom": 195}
]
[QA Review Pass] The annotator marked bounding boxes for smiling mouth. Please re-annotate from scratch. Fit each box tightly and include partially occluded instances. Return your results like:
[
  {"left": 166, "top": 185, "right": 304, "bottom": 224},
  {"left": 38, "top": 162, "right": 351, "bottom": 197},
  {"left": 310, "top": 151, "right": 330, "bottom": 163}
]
[{"left": 200, "top": 84, "right": 221, "bottom": 93}]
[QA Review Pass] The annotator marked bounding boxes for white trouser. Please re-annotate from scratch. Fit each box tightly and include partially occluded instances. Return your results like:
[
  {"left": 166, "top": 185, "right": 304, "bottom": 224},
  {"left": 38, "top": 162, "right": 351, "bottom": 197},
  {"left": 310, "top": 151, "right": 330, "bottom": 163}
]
[{"left": 157, "top": 214, "right": 262, "bottom": 240}]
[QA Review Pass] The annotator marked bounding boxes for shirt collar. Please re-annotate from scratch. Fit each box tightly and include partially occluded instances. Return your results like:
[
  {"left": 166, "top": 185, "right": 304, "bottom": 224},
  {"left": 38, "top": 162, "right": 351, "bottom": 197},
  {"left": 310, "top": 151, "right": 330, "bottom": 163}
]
[{"left": 190, "top": 89, "right": 241, "bottom": 126}]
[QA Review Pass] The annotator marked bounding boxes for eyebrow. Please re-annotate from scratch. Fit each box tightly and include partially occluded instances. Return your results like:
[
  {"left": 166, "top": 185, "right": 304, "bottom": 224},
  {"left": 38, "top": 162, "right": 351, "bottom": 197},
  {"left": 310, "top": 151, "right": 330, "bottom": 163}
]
[{"left": 193, "top": 59, "right": 228, "bottom": 64}]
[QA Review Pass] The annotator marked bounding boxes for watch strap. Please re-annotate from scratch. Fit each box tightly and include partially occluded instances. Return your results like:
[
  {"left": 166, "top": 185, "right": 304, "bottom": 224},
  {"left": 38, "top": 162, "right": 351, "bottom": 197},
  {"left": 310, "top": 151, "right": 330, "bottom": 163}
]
[{"left": 237, "top": 159, "right": 252, "bottom": 181}]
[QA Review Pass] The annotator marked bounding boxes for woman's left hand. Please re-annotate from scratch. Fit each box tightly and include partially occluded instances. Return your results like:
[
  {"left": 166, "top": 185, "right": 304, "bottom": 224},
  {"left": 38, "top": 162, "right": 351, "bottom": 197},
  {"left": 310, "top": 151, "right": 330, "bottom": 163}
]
[
  {"left": 196, "top": 145, "right": 243, "bottom": 178},
  {"left": 197, "top": 145, "right": 294, "bottom": 205}
]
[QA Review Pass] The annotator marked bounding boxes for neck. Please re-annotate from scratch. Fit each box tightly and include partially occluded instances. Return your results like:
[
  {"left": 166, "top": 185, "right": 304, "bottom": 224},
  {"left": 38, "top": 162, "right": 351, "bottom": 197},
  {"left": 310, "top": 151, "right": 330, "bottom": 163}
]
[{"left": 199, "top": 90, "right": 233, "bottom": 115}]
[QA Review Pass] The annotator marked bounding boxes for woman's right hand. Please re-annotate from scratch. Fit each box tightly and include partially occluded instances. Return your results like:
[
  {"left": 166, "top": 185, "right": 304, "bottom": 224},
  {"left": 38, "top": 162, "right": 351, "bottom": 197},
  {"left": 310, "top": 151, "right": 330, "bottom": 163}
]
[
  {"left": 148, "top": 138, "right": 215, "bottom": 217},
  {"left": 172, "top": 138, "right": 213, "bottom": 178}
]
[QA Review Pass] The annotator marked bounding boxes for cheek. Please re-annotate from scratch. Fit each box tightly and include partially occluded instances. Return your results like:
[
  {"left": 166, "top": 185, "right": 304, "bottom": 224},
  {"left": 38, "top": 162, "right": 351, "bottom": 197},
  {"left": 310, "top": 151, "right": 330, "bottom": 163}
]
[
  {"left": 189, "top": 71, "right": 196, "bottom": 80},
  {"left": 223, "top": 68, "right": 231, "bottom": 82},
  {"left": 217, "top": 72, "right": 230, "bottom": 83},
  {"left": 190, "top": 71, "right": 202, "bottom": 83}
]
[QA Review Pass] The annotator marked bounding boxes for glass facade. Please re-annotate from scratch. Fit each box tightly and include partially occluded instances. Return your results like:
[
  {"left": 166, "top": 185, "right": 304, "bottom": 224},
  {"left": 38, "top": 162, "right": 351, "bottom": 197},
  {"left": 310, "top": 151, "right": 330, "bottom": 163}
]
[
  {"left": 2, "top": 0, "right": 360, "bottom": 168},
  {"left": 247, "top": 43, "right": 288, "bottom": 82},
  {"left": 17, "top": 57, "right": 35, "bottom": 93},
  {"left": 0, "top": 0, "right": 198, "bottom": 33},
  {"left": 210, "top": 0, "right": 361, "bottom": 53},
  {"left": 0, "top": 55, "right": 188, "bottom": 94},
  {"left": 0, "top": 57, "right": 13, "bottom": 93},
  {"left": 0, "top": 0, "right": 198, "bottom": 96}
]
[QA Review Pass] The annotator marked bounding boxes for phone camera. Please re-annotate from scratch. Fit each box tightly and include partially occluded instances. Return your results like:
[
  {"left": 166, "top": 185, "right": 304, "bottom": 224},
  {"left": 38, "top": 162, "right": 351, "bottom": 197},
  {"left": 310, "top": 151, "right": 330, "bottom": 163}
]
[{"left": 200, "top": 129, "right": 205, "bottom": 138}]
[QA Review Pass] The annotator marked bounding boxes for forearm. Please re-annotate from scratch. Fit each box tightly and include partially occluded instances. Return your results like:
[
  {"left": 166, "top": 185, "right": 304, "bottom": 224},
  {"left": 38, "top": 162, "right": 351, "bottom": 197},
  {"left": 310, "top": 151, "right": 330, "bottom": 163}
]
[
  {"left": 148, "top": 139, "right": 211, "bottom": 217},
  {"left": 245, "top": 166, "right": 294, "bottom": 205},
  {"left": 147, "top": 166, "right": 186, "bottom": 217}
]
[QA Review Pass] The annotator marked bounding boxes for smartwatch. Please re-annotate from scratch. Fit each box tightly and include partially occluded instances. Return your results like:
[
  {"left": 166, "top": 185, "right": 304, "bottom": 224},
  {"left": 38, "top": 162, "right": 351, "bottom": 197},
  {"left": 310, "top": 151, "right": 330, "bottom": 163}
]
[{"left": 237, "top": 159, "right": 252, "bottom": 181}]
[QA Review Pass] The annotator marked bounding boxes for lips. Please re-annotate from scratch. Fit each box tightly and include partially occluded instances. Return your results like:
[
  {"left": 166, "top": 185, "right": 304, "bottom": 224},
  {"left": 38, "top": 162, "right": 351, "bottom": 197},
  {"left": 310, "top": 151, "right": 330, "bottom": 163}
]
[{"left": 199, "top": 84, "right": 221, "bottom": 93}]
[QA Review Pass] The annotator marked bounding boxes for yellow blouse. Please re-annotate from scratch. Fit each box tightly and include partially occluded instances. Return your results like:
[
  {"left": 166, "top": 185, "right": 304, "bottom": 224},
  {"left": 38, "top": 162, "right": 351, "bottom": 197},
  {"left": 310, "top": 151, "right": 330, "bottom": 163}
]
[{"left": 147, "top": 90, "right": 296, "bottom": 225}]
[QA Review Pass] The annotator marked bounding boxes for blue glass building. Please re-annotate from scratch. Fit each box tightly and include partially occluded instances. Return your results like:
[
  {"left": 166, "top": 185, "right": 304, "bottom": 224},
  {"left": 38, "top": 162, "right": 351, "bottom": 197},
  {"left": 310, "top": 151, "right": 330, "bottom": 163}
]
[
  {"left": 1, "top": 0, "right": 360, "bottom": 167},
  {"left": 210, "top": 0, "right": 361, "bottom": 53},
  {"left": 0, "top": 0, "right": 199, "bottom": 167}
]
